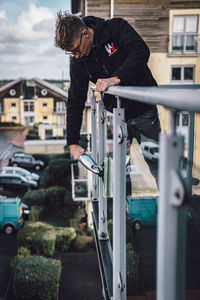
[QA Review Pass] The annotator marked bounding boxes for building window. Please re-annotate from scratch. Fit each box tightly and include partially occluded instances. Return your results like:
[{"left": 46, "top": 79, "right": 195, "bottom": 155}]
[
  {"left": 55, "top": 101, "right": 66, "bottom": 113},
  {"left": 182, "top": 114, "right": 189, "bottom": 126},
  {"left": 11, "top": 116, "right": 17, "bottom": 121},
  {"left": 43, "top": 116, "right": 47, "bottom": 120},
  {"left": 172, "top": 15, "right": 198, "bottom": 52},
  {"left": 11, "top": 103, "right": 16, "bottom": 107},
  {"left": 42, "top": 102, "right": 47, "bottom": 107},
  {"left": 24, "top": 101, "right": 34, "bottom": 112},
  {"left": 171, "top": 66, "right": 194, "bottom": 83},
  {"left": 45, "top": 129, "right": 53, "bottom": 139}
]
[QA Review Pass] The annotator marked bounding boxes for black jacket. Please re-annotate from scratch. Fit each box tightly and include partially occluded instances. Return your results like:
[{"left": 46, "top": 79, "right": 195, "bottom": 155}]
[{"left": 67, "top": 16, "right": 157, "bottom": 145}]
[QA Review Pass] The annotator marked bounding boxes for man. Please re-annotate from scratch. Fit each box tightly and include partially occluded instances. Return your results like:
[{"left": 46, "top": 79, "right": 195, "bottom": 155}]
[{"left": 55, "top": 12, "right": 161, "bottom": 163}]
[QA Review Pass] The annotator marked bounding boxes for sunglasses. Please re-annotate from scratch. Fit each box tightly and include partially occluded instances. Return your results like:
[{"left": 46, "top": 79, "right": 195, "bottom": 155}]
[{"left": 65, "top": 32, "right": 83, "bottom": 55}]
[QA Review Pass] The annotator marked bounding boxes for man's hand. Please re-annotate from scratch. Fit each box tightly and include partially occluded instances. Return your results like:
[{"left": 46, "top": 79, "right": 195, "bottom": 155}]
[
  {"left": 69, "top": 144, "right": 85, "bottom": 161},
  {"left": 96, "top": 76, "right": 120, "bottom": 92}
]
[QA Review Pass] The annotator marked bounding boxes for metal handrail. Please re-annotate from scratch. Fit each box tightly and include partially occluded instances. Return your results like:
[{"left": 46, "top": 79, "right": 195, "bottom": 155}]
[
  {"left": 104, "top": 85, "right": 200, "bottom": 113},
  {"left": 90, "top": 84, "right": 200, "bottom": 300}
]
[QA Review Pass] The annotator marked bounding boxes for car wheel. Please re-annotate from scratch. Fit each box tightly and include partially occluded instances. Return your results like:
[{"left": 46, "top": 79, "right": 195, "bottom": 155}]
[
  {"left": 12, "top": 163, "right": 18, "bottom": 167},
  {"left": 4, "top": 224, "right": 15, "bottom": 234},
  {"left": 133, "top": 220, "right": 142, "bottom": 231},
  {"left": 34, "top": 165, "right": 41, "bottom": 171}
]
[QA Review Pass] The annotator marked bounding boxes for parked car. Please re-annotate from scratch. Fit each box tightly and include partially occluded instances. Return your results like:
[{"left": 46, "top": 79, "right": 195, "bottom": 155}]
[
  {"left": 0, "top": 196, "right": 23, "bottom": 234},
  {"left": 140, "top": 142, "right": 159, "bottom": 162},
  {"left": 0, "top": 166, "right": 40, "bottom": 182},
  {"left": 9, "top": 153, "right": 44, "bottom": 171},
  {"left": 126, "top": 196, "right": 158, "bottom": 230},
  {"left": 0, "top": 174, "right": 38, "bottom": 193},
  {"left": 21, "top": 202, "right": 30, "bottom": 220}
]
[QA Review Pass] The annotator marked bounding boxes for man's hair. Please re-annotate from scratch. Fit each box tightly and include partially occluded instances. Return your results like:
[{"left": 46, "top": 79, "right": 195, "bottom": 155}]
[{"left": 55, "top": 11, "right": 86, "bottom": 51}]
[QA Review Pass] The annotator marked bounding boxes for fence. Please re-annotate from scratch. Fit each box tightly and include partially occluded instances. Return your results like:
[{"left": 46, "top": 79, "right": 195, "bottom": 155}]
[{"left": 87, "top": 84, "right": 200, "bottom": 300}]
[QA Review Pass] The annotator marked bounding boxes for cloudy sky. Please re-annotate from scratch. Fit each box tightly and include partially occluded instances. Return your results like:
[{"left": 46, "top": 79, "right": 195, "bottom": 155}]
[{"left": 0, "top": 0, "right": 71, "bottom": 80}]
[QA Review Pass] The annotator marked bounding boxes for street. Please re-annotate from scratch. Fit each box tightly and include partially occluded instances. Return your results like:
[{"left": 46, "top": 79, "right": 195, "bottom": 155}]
[{"left": 0, "top": 129, "right": 24, "bottom": 168}]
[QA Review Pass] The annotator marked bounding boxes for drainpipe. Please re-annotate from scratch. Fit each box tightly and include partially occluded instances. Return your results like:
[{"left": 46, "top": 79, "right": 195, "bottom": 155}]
[{"left": 110, "top": 0, "right": 114, "bottom": 18}]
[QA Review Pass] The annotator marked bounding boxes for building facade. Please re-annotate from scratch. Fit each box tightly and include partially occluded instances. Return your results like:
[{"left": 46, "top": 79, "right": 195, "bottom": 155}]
[{"left": 0, "top": 78, "right": 68, "bottom": 140}]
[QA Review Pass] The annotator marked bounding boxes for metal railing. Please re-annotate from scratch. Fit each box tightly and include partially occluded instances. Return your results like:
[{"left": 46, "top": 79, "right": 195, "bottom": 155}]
[{"left": 87, "top": 84, "right": 200, "bottom": 300}]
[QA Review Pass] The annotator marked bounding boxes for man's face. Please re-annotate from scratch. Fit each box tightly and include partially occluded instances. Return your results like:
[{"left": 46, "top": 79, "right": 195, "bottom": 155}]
[{"left": 66, "top": 29, "right": 92, "bottom": 59}]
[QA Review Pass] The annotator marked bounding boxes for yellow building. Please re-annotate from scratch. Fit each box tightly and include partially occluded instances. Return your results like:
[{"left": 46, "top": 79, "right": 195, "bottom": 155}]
[{"left": 0, "top": 77, "right": 68, "bottom": 140}]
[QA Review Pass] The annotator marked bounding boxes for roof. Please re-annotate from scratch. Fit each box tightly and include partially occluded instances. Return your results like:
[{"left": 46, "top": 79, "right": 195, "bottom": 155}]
[
  {"left": 0, "top": 77, "right": 68, "bottom": 100},
  {"left": 33, "top": 77, "right": 68, "bottom": 99},
  {"left": 0, "top": 77, "right": 25, "bottom": 94}
]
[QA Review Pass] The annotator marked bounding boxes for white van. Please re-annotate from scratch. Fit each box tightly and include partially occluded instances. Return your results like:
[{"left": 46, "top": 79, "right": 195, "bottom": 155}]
[{"left": 140, "top": 142, "right": 159, "bottom": 162}]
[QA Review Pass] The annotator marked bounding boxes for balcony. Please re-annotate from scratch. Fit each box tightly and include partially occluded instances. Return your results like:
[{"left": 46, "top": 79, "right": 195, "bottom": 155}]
[
  {"left": 169, "top": 34, "right": 200, "bottom": 56},
  {"left": 82, "top": 84, "right": 200, "bottom": 300}
]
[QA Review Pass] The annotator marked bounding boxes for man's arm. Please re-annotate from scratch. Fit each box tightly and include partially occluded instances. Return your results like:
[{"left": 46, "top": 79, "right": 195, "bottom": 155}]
[{"left": 67, "top": 60, "right": 89, "bottom": 160}]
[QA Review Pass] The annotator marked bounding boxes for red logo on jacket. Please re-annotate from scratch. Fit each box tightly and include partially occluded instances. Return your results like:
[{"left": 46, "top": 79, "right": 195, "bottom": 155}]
[{"left": 105, "top": 43, "right": 118, "bottom": 56}]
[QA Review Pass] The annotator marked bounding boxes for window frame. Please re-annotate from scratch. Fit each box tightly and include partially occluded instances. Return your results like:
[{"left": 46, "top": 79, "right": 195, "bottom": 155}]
[{"left": 171, "top": 65, "right": 195, "bottom": 83}]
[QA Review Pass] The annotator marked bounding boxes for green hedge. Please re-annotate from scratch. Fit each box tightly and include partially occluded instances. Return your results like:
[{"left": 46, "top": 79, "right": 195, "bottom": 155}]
[
  {"left": 23, "top": 186, "right": 66, "bottom": 207},
  {"left": 44, "top": 158, "right": 71, "bottom": 188},
  {"left": 17, "top": 222, "right": 54, "bottom": 256},
  {"left": 17, "top": 221, "right": 77, "bottom": 256},
  {"left": 29, "top": 205, "right": 45, "bottom": 221},
  {"left": 32, "top": 229, "right": 56, "bottom": 257},
  {"left": 0, "top": 121, "right": 22, "bottom": 126},
  {"left": 46, "top": 186, "right": 66, "bottom": 207},
  {"left": 126, "top": 243, "right": 139, "bottom": 296},
  {"left": 13, "top": 256, "right": 61, "bottom": 300},
  {"left": 54, "top": 227, "right": 76, "bottom": 252},
  {"left": 23, "top": 189, "right": 47, "bottom": 206}
]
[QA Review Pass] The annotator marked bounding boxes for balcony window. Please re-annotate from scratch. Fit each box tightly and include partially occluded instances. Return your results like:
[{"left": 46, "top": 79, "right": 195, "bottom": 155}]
[
  {"left": 172, "top": 15, "right": 198, "bottom": 52},
  {"left": 55, "top": 101, "right": 66, "bottom": 113},
  {"left": 171, "top": 66, "right": 194, "bottom": 83},
  {"left": 24, "top": 101, "right": 34, "bottom": 112}
]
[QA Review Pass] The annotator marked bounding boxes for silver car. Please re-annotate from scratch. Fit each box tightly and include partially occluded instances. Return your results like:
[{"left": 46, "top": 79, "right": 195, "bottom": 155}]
[
  {"left": 0, "top": 166, "right": 40, "bottom": 182},
  {"left": 9, "top": 153, "right": 44, "bottom": 171}
]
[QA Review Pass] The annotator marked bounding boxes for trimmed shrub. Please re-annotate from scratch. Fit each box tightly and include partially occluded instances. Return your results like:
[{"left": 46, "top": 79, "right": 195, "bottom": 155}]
[
  {"left": 54, "top": 227, "right": 76, "bottom": 252},
  {"left": 46, "top": 186, "right": 66, "bottom": 207},
  {"left": 11, "top": 246, "right": 31, "bottom": 272},
  {"left": 23, "top": 189, "right": 47, "bottom": 206},
  {"left": 0, "top": 121, "right": 22, "bottom": 126},
  {"left": 71, "top": 234, "right": 95, "bottom": 252},
  {"left": 44, "top": 158, "right": 71, "bottom": 188},
  {"left": 13, "top": 256, "right": 61, "bottom": 300},
  {"left": 29, "top": 205, "right": 45, "bottom": 221},
  {"left": 126, "top": 243, "right": 139, "bottom": 296},
  {"left": 26, "top": 133, "right": 40, "bottom": 140},
  {"left": 17, "top": 221, "right": 55, "bottom": 254},
  {"left": 32, "top": 229, "right": 56, "bottom": 257}
]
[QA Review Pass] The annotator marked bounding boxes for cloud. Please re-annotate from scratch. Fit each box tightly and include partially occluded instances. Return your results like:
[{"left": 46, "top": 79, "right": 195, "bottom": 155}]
[
  {"left": 0, "top": 9, "right": 6, "bottom": 19},
  {"left": 0, "top": 2, "right": 69, "bottom": 79}
]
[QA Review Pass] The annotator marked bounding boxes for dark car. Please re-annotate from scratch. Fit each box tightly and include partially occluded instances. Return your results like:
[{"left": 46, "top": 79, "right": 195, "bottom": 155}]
[
  {"left": 0, "top": 174, "right": 37, "bottom": 193},
  {"left": 9, "top": 153, "right": 44, "bottom": 171}
]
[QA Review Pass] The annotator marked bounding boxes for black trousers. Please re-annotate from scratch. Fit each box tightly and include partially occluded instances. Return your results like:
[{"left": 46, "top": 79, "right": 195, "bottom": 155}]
[{"left": 127, "top": 106, "right": 161, "bottom": 183}]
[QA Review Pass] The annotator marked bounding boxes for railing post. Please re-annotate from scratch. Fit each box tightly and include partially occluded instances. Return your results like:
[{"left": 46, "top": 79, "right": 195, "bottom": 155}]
[
  {"left": 157, "top": 111, "right": 186, "bottom": 300},
  {"left": 98, "top": 94, "right": 108, "bottom": 239},
  {"left": 91, "top": 89, "right": 98, "bottom": 203},
  {"left": 112, "top": 96, "right": 127, "bottom": 300},
  {"left": 187, "top": 112, "right": 195, "bottom": 194}
]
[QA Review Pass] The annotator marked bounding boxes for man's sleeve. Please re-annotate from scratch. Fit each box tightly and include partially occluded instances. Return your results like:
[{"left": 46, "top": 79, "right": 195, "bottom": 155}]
[
  {"left": 67, "top": 61, "right": 89, "bottom": 145},
  {"left": 111, "top": 18, "right": 150, "bottom": 85}
]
